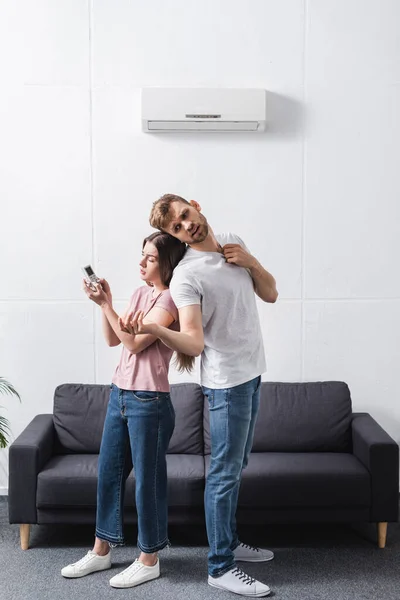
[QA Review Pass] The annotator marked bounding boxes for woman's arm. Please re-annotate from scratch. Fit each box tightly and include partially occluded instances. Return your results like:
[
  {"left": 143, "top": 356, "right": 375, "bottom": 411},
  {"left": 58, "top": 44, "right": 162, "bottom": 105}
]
[
  {"left": 98, "top": 279, "right": 121, "bottom": 347},
  {"left": 128, "top": 304, "right": 204, "bottom": 357},
  {"left": 84, "top": 281, "right": 176, "bottom": 354},
  {"left": 83, "top": 278, "right": 121, "bottom": 346},
  {"left": 101, "top": 311, "right": 121, "bottom": 347},
  {"left": 108, "top": 304, "right": 175, "bottom": 354}
]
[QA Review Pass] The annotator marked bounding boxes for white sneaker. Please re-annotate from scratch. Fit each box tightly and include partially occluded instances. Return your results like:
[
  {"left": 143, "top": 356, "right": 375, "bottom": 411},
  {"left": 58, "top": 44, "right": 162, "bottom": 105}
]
[
  {"left": 234, "top": 542, "right": 274, "bottom": 563},
  {"left": 61, "top": 550, "right": 111, "bottom": 578},
  {"left": 109, "top": 559, "right": 160, "bottom": 588},
  {"left": 208, "top": 567, "right": 270, "bottom": 597}
]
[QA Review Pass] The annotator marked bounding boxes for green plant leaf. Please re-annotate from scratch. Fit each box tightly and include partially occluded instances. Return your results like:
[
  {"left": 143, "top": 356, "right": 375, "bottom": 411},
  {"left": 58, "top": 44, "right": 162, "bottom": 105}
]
[
  {"left": 0, "top": 415, "right": 11, "bottom": 447},
  {"left": 0, "top": 377, "right": 21, "bottom": 401},
  {"left": 0, "top": 378, "right": 20, "bottom": 448}
]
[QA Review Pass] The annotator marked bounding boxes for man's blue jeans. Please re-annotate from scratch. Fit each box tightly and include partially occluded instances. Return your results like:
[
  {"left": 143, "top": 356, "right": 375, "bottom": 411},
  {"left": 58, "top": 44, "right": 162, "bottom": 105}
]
[
  {"left": 95, "top": 384, "right": 175, "bottom": 553},
  {"left": 202, "top": 376, "right": 261, "bottom": 577}
]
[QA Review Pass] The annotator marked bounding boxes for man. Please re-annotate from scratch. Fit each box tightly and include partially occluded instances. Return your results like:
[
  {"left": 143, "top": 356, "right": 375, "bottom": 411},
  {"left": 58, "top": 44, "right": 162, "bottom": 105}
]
[{"left": 131, "top": 194, "right": 278, "bottom": 597}]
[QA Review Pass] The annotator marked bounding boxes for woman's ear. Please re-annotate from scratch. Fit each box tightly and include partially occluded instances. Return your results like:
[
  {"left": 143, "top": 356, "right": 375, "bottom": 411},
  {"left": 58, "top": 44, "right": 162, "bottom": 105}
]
[{"left": 189, "top": 199, "right": 202, "bottom": 212}]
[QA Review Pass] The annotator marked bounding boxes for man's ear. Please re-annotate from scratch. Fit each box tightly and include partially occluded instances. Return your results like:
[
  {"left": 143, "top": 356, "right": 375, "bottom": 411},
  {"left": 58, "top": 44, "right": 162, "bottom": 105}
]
[{"left": 189, "top": 199, "right": 202, "bottom": 212}]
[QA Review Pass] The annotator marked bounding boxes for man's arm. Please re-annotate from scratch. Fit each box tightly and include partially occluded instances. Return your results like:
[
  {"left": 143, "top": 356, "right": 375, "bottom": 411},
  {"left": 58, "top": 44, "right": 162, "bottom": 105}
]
[
  {"left": 130, "top": 304, "right": 204, "bottom": 357},
  {"left": 222, "top": 244, "right": 278, "bottom": 303},
  {"left": 248, "top": 259, "right": 278, "bottom": 303}
]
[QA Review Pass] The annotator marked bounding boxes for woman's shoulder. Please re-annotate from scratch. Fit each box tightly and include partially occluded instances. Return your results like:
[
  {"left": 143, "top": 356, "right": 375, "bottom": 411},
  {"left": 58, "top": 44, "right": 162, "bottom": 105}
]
[
  {"left": 154, "top": 289, "right": 178, "bottom": 318},
  {"left": 156, "top": 288, "right": 175, "bottom": 306},
  {"left": 133, "top": 285, "right": 152, "bottom": 297},
  {"left": 129, "top": 285, "right": 152, "bottom": 305}
]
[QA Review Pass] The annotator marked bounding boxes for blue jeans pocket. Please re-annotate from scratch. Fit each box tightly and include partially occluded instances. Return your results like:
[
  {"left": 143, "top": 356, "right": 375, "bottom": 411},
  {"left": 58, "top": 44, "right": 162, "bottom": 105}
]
[{"left": 132, "top": 390, "right": 159, "bottom": 402}]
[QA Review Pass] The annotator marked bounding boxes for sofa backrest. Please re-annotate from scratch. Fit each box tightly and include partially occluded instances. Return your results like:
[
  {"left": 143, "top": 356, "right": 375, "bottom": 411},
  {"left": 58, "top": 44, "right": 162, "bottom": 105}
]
[
  {"left": 53, "top": 384, "right": 109, "bottom": 454},
  {"left": 53, "top": 382, "right": 204, "bottom": 455},
  {"left": 253, "top": 381, "right": 352, "bottom": 452},
  {"left": 53, "top": 381, "right": 352, "bottom": 455},
  {"left": 203, "top": 381, "right": 352, "bottom": 454},
  {"left": 167, "top": 383, "right": 204, "bottom": 454}
]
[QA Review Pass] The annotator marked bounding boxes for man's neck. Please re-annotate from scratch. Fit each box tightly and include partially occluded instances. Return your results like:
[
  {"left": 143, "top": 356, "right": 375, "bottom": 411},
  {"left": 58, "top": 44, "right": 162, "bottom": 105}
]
[{"left": 188, "top": 227, "right": 222, "bottom": 253}]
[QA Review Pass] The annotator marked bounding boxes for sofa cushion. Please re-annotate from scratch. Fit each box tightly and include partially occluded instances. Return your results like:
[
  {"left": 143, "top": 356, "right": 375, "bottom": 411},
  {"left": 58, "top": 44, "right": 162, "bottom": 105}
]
[
  {"left": 53, "top": 382, "right": 204, "bottom": 455},
  {"left": 167, "top": 383, "right": 204, "bottom": 455},
  {"left": 53, "top": 384, "right": 109, "bottom": 454},
  {"left": 252, "top": 382, "right": 352, "bottom": 452},
  {"left": 162, "top": 454, "right": 205, "bottom": 506},
  {"left": 205, "top": 453, "right": 370, "bottom": 508},
  {"left": 204, "top": 382, "right": 352, "bottom": 454},
  {"left": 37, "top": 455, "right": 99, "bottom": 507},
  {"left": 37, "top": 454, "right": 205, "bottom": 508}
]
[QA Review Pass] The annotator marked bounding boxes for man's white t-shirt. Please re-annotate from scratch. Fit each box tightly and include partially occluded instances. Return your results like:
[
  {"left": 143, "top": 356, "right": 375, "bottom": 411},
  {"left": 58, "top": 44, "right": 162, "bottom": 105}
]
[{"left": 169, "top": 232, "right": 266, "bottom": 389}]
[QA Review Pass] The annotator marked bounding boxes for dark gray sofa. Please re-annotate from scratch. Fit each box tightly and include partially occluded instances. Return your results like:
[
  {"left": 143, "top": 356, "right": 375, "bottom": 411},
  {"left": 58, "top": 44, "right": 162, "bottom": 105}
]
[{"left": 9, "top": 381, "right": 399, "bottom": 550}]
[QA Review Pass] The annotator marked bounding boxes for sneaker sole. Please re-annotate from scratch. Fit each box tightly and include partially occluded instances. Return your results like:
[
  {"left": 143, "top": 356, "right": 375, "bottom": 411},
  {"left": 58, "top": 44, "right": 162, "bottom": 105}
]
[
  {"left": 208, "top": 580, "right": 270, "bottom": 597},
  {"left": 109, "top": 572, "right": 160, "bottom": 589},
  {"left": 235, "top": 554, "right": 275, "bottom": 563},
  {"left": 61, "top": 564, "right": 111, "bottom": 578}
]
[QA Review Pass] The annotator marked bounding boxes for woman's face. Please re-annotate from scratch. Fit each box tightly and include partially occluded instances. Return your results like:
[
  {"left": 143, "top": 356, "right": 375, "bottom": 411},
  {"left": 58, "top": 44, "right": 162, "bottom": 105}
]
[{"left": 139, "top": 241, "right": 161, "bottom": 285}]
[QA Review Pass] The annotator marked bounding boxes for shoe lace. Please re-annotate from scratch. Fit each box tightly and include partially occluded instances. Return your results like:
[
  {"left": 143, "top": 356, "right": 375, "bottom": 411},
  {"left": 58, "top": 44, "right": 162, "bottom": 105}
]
[
  {"left": 239, "top": 542, "right": 260, "bottom": 553},
  {"left": 72, "top": 551, "right": 95, "bottom": 567},
  {"left": 232, "top": 567, "right": 255, "bottom": 585},
  {"left": 122, "top": 560, "right": 142, "bottom": 576}
]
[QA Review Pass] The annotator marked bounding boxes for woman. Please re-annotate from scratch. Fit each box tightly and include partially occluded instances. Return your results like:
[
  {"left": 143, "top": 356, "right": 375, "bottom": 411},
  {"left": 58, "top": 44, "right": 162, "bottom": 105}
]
[{"left": 62, "top": 232, "right": 192, "bottom": 588}]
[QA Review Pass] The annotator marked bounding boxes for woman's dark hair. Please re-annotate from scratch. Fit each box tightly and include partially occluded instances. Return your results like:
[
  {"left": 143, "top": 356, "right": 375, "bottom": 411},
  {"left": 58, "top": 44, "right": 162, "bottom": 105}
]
[
  {"left": 143, "top": 232, "right": 195, "bottom": 373},
  {"left": 143, "top": 231, "right": 186, "bottom": 287}
]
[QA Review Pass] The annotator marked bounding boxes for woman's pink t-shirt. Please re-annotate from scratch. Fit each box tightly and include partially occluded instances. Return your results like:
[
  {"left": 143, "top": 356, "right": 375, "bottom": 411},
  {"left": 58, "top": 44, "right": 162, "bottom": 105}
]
[{"left": 112, "top": 286, "right": 179, "bottom": 393}]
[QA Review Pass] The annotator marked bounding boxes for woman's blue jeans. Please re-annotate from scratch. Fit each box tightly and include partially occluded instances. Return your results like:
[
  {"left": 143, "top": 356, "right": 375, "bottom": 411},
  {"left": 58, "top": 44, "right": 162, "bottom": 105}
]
[
  {"left": 202, "top": 376, "right": 261, "bottom": 577},
  {"left": 95, "top": 384, "right": 175, "bottom": 553}
]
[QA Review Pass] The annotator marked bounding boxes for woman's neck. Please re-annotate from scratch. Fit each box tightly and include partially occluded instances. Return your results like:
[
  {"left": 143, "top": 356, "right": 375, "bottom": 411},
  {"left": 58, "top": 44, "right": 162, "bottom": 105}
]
[{"left": 151, "top": 282, "right": 168, "bottom": 295}]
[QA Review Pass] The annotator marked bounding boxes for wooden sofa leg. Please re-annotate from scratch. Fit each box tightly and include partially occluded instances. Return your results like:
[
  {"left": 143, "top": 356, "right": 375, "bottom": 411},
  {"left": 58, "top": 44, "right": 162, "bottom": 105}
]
[
  {"left": 20, "top": 524, "right": 30, "bottom": 550},
  {"left": 377, "top": 522, "right": 387, "bottom": 549}
]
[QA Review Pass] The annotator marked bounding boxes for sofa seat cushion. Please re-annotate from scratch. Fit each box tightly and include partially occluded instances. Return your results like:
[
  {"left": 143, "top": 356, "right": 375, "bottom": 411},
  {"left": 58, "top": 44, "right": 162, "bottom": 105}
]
[
  {"left": 37, "top": 455, "right": 99, "bottom": 508},
  {"left": 37, "top": 454, "right": 205, "bottom": 508},
  {"left": 205, "top": 453, "right": 370, "bottom": 508},
  {"left": 162, "top": 454, "right": 205, "bottom": 506}
]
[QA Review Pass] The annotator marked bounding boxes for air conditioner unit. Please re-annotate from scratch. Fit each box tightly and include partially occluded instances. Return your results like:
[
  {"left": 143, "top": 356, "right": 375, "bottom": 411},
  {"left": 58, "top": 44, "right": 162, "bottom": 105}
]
[{"left": 141, "top": 88, "right": 267, "bottom": 133}]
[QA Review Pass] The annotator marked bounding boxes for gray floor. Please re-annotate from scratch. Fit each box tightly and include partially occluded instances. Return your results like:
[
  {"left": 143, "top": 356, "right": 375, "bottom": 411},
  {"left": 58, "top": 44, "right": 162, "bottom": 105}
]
[{"left": 1, "top": 497, "right": 400, "bottom": 600}]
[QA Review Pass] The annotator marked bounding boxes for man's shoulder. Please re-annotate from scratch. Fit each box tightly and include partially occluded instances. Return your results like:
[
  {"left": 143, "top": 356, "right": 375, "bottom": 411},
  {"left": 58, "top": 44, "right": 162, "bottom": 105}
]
[
  {"left": 171, "top": 259, "right": 198, "bottom": 286},
  {"left": 173, "top": 248, "right": 205, "bottom": 273},
  {"left": 173, "top": 255, "right": 196, "bottom": 275}
]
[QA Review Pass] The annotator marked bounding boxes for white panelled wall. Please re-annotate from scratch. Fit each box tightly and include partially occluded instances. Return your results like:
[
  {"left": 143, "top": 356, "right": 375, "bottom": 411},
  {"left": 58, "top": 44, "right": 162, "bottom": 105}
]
[{"left": 1, "top": 0, "right": 399, "bottom": 493}]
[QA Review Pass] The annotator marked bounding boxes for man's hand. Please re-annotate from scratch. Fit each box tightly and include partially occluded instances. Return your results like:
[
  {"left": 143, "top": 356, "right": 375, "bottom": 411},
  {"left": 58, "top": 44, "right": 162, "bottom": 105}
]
[
  {"left": 222, "top": 244, "right": 256, "bottom": 269},
  {"left": 83, "top": 280, "right": 110, "bottom": 307}
]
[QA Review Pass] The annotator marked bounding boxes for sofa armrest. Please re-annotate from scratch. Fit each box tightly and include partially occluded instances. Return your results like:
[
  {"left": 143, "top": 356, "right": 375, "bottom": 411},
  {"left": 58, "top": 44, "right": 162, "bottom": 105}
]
[
  {"left": 8, "top": 414, "right": 55, "bottom": 524},
  {"left": 352, "top": 413, "right": 399, "bottom": 522}
]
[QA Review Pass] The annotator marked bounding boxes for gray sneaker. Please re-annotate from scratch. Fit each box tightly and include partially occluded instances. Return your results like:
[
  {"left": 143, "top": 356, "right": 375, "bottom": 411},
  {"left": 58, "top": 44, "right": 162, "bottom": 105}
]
[
  {"left": 234, "top": 542, "right": 274, "bottom": 563},
  {"left": 61, "top": 550, "right": 111, "bottom": 578}
]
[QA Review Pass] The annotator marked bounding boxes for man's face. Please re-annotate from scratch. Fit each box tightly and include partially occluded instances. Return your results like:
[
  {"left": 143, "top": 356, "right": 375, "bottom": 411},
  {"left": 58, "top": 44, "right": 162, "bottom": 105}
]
[{"left": 166, "top": 201, "right": 209, "bottom": 245}]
